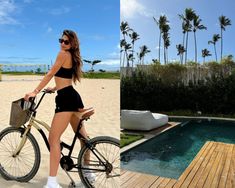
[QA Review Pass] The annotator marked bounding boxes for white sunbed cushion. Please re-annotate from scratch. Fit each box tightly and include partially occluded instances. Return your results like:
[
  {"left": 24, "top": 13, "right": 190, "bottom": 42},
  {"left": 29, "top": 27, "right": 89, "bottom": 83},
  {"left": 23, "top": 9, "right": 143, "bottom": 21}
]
[{"left": 121, "top": 110, "right": 168, "bottom": 131}]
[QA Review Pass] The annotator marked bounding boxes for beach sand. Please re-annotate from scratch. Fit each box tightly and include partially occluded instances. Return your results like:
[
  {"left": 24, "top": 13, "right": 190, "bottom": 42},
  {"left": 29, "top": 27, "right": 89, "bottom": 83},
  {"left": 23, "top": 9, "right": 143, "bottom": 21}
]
[{"left": 0, "top": 75, "right": 120, "bottom": 188}]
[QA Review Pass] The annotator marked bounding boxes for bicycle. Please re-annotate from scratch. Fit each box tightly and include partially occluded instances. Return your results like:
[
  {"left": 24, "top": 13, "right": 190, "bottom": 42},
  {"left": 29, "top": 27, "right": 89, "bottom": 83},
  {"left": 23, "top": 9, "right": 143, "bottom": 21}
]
[{"left": 0, "top": 90, "right": 120, "bottom": 188}]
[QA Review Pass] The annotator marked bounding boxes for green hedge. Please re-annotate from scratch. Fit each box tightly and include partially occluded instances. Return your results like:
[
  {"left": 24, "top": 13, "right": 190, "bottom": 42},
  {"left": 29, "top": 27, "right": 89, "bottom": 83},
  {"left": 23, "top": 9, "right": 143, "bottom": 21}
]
[{"left": 121, "top": 66, "right": 235, "bottom": 116}]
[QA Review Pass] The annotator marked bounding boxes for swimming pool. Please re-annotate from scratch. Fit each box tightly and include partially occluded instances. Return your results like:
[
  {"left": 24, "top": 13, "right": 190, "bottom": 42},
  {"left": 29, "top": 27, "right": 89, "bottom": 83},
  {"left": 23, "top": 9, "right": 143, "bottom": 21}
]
[{"left": 121, "top": 119, "right": 235, "bottom": 179}]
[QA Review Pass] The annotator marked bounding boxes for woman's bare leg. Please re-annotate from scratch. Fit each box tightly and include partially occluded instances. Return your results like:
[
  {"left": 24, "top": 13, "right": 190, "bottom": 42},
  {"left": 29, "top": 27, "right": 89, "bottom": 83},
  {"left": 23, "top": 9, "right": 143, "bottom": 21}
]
[
  {"left": 70, "top": 114, "right": 90, "bottom": 163},
  {"left": 48, "top": 112, "right": 73, "bottom": 176}
]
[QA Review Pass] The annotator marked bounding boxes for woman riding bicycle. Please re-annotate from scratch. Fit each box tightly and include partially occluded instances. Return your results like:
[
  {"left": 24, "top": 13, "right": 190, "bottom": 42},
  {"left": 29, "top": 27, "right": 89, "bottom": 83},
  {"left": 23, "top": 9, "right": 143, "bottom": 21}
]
[{"left": 24, "top": 29, "right": 90, "bottom": 188}]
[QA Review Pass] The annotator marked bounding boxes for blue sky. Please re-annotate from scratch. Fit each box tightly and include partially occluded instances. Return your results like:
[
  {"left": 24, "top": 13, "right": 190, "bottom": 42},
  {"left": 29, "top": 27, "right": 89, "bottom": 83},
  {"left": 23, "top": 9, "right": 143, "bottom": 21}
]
[
  {"left": 121, "top": 0, "right": 235, "bottom": 65},
  {"left": 0, "top": 0, "right": 120, "bottom": 71}
]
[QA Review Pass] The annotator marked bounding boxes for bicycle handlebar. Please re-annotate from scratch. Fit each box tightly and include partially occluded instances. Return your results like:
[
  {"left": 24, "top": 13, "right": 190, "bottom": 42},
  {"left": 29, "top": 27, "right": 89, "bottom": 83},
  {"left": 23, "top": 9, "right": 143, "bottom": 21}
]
[{"left": 29, "top": 89, "right": 55, "bottom": 112}]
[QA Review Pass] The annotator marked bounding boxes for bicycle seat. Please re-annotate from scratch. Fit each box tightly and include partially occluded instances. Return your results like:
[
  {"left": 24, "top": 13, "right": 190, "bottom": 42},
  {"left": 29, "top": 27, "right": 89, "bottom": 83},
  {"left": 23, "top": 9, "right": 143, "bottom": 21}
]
[{"left": 75, "top": 107, "right": 94, "bottom": 120}]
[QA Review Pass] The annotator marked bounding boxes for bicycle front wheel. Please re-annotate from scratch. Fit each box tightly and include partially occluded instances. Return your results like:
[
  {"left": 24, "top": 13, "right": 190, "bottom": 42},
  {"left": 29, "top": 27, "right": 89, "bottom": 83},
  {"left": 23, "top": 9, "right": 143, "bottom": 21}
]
[
  {"left": 78, "top": 136, "right": 120, "bottom": 188},
  {"left": 0, "top": 127, "right": 41, "bottom": 182}
]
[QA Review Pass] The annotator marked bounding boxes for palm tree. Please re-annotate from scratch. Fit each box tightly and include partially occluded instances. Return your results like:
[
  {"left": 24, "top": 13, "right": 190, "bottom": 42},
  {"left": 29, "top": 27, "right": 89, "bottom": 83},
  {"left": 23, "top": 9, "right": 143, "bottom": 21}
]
[
  {"left": 129, "top": 31, "right": 140, "bottom": 68},
  {"left": 208, "top": 34, "right": 221, "bottom": 63},
  {"left": 153, "top": 15, "right": 168, "bottom": 64},
  {"left": 161, "top": 23, "right": 170, "bottom": 65},
  {"left": 139, "top": 45, "right": 151, "bottom": 65},
  {"left": 120, "top": 39, "right": 126, "bottom": 67},
  {"left": 124, "top": 43, "right": 132, "bottom": 67},
  {"left": 201, "top": 49, "right": 211, "bottom": 63},
  {"left": 219, "top": 15, "right": 231, "bottom": 62},
  {"left": 179, "top": 8, "right": 196, "bottom": 64},
  {"left": 179, "top": 21, "right": 189, "bottom": 63},
  {"left": 83, "top": 59, "right": 101, "bottom": 72},
  {"left": 120, "top": 21, "right": 131, "bottom": 40},
  {"left": 193, "top": 15, "right": 207, "bottom": 63},
  {"left": 165, "top": 36, "right": 170, "bottom": 64},
  {"left": 176, "top": 44, "right": 186, "bottom": 64},
  {"left": 120, "top": 21, "right": 132, "bottom": 67}
]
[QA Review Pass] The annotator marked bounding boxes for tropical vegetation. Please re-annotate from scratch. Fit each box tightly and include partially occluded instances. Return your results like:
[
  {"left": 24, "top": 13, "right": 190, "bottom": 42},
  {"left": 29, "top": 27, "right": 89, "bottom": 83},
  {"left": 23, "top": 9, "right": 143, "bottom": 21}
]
[
  {"left": 120, "top": 8, "right": 231, "bottom": 66},
  {"left": 121, "top": 56, "right": 235, "bottom": 116}
]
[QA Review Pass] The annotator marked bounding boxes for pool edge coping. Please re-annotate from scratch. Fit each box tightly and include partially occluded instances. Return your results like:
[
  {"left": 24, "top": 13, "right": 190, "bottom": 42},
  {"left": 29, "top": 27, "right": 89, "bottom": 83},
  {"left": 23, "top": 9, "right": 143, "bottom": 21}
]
[
  {"left": 121, "top": 116, "right": 235, "bottom": 153},
  {"left": 121, "top": 122, "right": 181, "bottom": 153}
]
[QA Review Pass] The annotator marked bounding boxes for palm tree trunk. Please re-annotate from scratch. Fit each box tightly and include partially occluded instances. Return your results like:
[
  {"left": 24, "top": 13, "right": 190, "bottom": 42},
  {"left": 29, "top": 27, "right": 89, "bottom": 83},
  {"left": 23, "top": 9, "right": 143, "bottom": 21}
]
[
  {"left": 182, "top": 33, "right": 185, "bottom": 64},
  {"left": 159, "top": 33, "right": 161, "bottom": 63},
  {"left": 132, "top": 44, "right": 135, "bottom": 68},
  {"left": 194, "top": 31, "right": 197, "bottom": 63},
  {"left": 122, "top": 51, "right": 125, "bottom": 67},
  {"left": 220, "top": 28, "right": 223, "bottom": 62},
  {"left": 166, "top": 49, "right": 168, "bottom": 64},
  {"left": 120, "top": 51, "right": 122, "bottom": 68},
  {"left": 214, "top": 44, "right": 218, "bottom": 63},
  {"left": 180, "top": 54, "right": 183, "bottom": 65},
  {"left": 185, "top": 31, "right": 189, "bottom": 64},
  {"left": 122, "top": 35, "right": 126, "bottom": 67},
  {"left": 125, "top": 50, "right": 129, "bottom": 67},
  {"left": 164, "top": 45, "right": 166, "bottom": 65}
]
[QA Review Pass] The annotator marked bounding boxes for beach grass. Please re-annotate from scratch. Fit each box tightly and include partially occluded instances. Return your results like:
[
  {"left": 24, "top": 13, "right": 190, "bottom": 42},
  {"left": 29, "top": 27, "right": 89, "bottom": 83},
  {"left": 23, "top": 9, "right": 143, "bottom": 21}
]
[
  {"left": 121, "top": 133, "right": 144, "bottom": 148},
  {"left": 2, "top": 71, "right": 120, "bottom": 79},
  {"left": 83, "top": 72, "right": 120, "bottom": 79},
  {"left": 2, "top": 71, "right": 45, "bottom": 75}
]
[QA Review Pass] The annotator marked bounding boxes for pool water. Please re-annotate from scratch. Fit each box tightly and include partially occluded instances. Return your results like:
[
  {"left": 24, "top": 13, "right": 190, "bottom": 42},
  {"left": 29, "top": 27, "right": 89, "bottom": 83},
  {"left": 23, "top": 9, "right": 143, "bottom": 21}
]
[{"left": 121, "top": 120, "right": 235, "bottom": 179}]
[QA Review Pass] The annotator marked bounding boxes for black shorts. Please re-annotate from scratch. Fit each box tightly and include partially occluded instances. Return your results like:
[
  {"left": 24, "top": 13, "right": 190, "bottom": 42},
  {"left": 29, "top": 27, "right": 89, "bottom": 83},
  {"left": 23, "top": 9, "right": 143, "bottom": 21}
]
[{"left": 55, "top": 85, "right": 84, "bottom": 113}]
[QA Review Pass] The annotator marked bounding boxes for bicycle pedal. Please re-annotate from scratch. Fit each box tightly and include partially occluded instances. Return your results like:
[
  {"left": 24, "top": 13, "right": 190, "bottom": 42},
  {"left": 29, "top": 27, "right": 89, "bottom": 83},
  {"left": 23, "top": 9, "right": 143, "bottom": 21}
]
[{"left": 68, "top": 181, "right": 84, "bottom": 188}]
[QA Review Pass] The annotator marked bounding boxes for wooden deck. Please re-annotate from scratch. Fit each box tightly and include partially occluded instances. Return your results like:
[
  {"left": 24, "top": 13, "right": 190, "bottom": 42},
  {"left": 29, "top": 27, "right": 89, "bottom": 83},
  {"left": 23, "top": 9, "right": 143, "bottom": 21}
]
[{"left": 121, "top": 141, "right": 235, "bottom": 188}]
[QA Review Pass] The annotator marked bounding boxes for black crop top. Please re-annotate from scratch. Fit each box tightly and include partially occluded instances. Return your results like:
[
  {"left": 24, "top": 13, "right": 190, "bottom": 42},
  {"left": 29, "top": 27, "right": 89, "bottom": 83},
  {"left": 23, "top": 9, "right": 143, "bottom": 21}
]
[{"left": 55, "top": 67, "right": 73, "bottom": 79}]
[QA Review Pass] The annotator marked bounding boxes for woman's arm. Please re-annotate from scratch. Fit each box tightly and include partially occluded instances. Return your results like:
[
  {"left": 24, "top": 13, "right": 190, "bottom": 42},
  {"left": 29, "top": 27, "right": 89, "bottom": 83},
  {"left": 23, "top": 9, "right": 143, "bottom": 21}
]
[
  {"left": 33, "top": 51, "right": 68, "bottom": 93},
  {"left": 24, "top": 51, "right": 68, "bottom": 100}
]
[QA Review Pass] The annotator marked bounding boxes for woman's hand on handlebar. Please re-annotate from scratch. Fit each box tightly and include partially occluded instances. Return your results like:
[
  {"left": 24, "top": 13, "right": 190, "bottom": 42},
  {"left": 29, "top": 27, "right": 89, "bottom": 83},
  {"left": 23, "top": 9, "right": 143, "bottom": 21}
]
[{"left": 24, "top": 91, "right": 37, "bottom": 101}]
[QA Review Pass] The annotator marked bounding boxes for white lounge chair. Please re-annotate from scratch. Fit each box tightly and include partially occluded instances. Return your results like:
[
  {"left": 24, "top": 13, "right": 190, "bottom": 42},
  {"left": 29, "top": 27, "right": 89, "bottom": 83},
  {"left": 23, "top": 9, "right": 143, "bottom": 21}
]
[{"left": 121, "top": 110, "right": 168, "bottom": 131}]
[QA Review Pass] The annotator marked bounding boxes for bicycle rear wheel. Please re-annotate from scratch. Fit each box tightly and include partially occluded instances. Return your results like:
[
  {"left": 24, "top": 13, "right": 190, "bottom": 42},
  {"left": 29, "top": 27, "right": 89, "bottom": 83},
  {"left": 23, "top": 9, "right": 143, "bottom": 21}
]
[
  {"left": 78, "top": 136, "right": 120, "bottom": 188},
  {"left": 0, "top": 127, "right": 41, "bottom": 182}
]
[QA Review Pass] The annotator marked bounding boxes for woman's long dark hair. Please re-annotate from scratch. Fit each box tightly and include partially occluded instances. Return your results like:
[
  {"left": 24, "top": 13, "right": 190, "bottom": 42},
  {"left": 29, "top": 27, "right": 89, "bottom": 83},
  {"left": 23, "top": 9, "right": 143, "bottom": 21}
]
[{"left": 63, "top": 29, "right": 82, "bottom": 83}]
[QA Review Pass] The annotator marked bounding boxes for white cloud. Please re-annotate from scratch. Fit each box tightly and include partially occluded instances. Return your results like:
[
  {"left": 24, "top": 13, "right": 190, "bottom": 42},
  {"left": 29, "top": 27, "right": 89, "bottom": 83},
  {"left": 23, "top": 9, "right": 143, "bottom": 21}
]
[
  {"left": 155, "top": 46, "right": 163, "bottom": 50},
  {"left": 0, "top": 0, "right": 19, "bottom": 25},
  {"left": 121, "top": 0, "right": 152, "bottom": 19},
  {"left": 47, "top": 27, "right": 52, "bottom": 33},
  {"left": 23, "top": 0, "right": 33, "bottom": 3},
  {"left": 89, "top": 35, "right": 105, "bottom": 41},
  {"left": 117, "top": 43, "right": 120, "bottom": 49},
  {"left": 50, "top": 6, "right": 70, "bottom": 15},
  {"left": 108, "top": 51, "right": 119, "bottom": 58},
  {"left": 100, "top": 58, "right": 119, "bottom": 65}
]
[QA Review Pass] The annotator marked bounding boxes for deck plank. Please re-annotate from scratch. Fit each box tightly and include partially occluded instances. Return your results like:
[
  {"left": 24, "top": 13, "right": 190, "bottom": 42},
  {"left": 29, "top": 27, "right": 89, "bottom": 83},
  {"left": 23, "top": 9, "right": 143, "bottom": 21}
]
[
  {"left": 164, "top": 179, "right": 177, "bottom": 188},
  {"left": 203, "top": 143, "right": 226, "bottom": 188},
  {"left": 173, "top": 141, "right": 212, "bottom": 188},
  {"left": 210, "top": 144, "right": 229, "bottom": 188},
  {"left": 217, "top": 144, "right": 234, "bottom": 188},
  {"left": 187, "top": 142, "right": 217, "bottom": 187},
  {"left": 121, "top": 142, "right": 235, "bottom": 188},
  {"left": 226, "top": 145, "right": 235, "bottom": 188}
]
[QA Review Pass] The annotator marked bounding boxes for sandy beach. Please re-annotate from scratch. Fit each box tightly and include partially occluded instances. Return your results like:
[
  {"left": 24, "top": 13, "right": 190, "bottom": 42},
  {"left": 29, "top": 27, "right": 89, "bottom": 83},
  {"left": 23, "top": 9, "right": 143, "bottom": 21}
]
[{"left": 0, "top": 75, "right": 120, "bottom": 188}]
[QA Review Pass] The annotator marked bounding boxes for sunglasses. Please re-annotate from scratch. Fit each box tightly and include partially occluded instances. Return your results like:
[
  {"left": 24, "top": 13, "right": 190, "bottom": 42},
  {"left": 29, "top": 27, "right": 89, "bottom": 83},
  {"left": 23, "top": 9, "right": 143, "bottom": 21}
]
[{"left": 59, "top": 38, "right": 70, "bottom": 45}]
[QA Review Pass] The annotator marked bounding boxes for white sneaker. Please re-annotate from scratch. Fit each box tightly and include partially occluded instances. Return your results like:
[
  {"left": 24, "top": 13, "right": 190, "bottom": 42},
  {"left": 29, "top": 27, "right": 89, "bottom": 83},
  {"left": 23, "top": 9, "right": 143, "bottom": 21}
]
[
  {"left": 43, "top": 184, "right": 62, "bottom": 188},
  {"left": 84, "top": 172, "right": 96, "bottom": 183},
  {"left": 68, "top": 181, "right": 85, "bottom": 188}
]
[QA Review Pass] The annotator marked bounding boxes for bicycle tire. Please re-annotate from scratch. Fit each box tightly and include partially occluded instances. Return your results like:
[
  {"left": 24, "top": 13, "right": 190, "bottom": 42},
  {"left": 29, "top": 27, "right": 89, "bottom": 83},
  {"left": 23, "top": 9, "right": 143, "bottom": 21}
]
[
  {"left": 78, "top": 136, "right": 120, "bottom": 188},
  {"left": 0, "top": 127, "right": 41, "bottom": 182}
]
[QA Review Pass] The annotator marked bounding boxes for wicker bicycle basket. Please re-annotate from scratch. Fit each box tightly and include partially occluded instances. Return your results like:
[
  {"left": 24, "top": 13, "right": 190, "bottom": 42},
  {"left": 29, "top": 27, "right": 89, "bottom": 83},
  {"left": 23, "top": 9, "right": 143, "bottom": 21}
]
[{"left": 9, "top": 98, "right": 35, "bottom": 127}]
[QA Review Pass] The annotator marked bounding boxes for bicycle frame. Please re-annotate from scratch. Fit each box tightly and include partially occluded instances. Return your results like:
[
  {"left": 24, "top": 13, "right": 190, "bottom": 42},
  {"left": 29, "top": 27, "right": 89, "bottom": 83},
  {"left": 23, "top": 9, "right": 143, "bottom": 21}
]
[
  {"left": 12, "top": 92, "right": 109, "bottom": 174},
  {"left": 14, "top": 115, "right": 110, "bottom": 173},
  {"left": 12, "top": 116, "right": 50, "bottom": 156}
]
